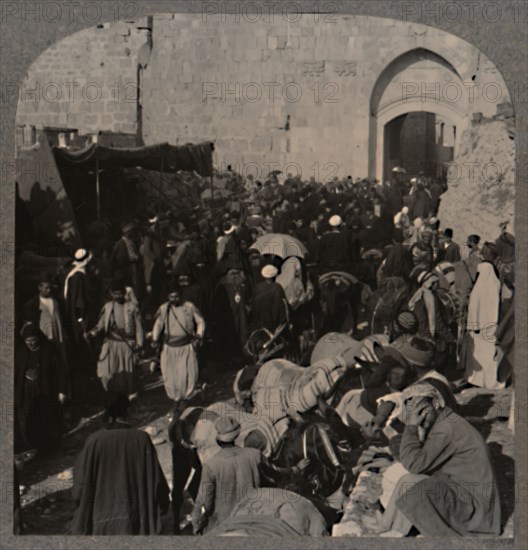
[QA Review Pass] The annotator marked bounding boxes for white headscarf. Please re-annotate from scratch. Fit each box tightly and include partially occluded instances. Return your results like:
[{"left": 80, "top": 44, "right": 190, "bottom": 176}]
[
  {"left": 408, "top": 272, "right": 439, "bottom": 337},
  {"left": 64, "top": 251, "right": 92, "bottom": 299}
]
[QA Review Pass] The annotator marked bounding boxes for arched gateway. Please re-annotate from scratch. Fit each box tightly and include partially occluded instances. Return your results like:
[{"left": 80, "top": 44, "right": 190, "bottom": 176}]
[{"left": 369, "top": 48, "right": 468, "bottom": 181}]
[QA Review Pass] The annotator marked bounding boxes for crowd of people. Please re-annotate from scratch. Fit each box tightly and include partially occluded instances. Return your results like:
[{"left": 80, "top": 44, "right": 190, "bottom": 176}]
[{"left": 14, "top": 169, "right": 515, "bottom": 537}]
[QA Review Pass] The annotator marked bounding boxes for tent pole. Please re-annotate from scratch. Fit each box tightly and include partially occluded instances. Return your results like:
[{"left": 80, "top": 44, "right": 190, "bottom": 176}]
[
  {"left": 159, "top": 156, "right": 165, "bottom": 211},
  {"left": 95, "top": 159, "right": 101, "bottom": 221}
]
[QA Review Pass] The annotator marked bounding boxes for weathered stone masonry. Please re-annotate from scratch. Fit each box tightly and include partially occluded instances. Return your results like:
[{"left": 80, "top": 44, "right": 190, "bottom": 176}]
[{"left": 17, "top": 13, "right": 511, "bottom": 181}]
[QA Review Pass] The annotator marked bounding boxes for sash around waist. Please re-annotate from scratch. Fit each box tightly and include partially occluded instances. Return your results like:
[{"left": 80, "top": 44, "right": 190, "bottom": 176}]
[
  {"left": 106, "top": 333, "right": 135, "bottom": 342},
  {"left": 164, "top": 334, "right": 194, "bottom": 347}
]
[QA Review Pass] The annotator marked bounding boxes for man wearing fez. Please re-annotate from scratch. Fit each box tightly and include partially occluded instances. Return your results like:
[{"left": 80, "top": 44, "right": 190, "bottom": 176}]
[
  {"left": 15, "top": 322, "right": 68, "bottom": 451},
  {"left": 87, "top": 278, "right": 144, "bottom": 401},
  {"left": 191, "top": 416, "right": 308, "bottom": 534}
]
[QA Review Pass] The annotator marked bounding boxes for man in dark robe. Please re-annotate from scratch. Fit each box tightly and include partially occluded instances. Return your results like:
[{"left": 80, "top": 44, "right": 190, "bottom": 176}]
[
  {"left": 64, "top": 248, "right": 93, "bottom": 346},
  {"left": 385, "top": 179, "right": 404, "bottom": 217},
  {"left": 249, "top": 265, "right": 289, "bottom": 334},
  {"left": 464, "top": 234, "right": 483, "bottom": 282},
  {"left": 215, "top": 222, "right": 249, "bottom": 283},
  {"left": 71, "top": 394, "right": 170, "bottom": 535},
  {"left": 317, "top": 215, "right": 351, "bottom": 274},
  {"left": 15, "top": 322, "right": 68, "bottom": 451},
  {"left": 428, "top": 180, "right": 443, "bottom": 215},
  {"left": 409, "top": 184, "right": 431, "bottom": 221},
  {"left": 392, "top": 394, "right": 501, "bottom": 537},
  {"left": 111, "top": 222, "right": 145, "bottom": 304},
  {"left": 230, "top": 210, "right": 252, "bottom": 250},
  {"left": 212, "top": 267, "right": 250, "bottom": 351},
  {"left": 382, "top": 229, "right": 411, "bottom": 281},
  {"left": 272, "top": 201, "right": 291, "bottom": 234},
  {"left": 141, "top": 215, "right": 164, "bottom": 296},
  {"left": 293, "top": 217, "right": 318, "bottom": 263},
  {"left": 495, "top": 221, "right": 515, "bottom": 290},
  {"left": 495, "top": 222, "right": 515, "bottom": 265},
  {"left": 437, "top": 228, "right": 461, "bottom": 263}
]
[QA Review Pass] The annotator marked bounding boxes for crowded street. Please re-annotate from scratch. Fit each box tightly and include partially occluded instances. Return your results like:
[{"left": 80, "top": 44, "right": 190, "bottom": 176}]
[{"left": 14, "top": 168, "right": 516, "bottom": 537}]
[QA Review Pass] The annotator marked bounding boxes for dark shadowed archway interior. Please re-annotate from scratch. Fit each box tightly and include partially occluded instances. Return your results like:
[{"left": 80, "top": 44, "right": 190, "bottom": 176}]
[{"left": 383, "top": 111, "right": 455, "bottom": 181}]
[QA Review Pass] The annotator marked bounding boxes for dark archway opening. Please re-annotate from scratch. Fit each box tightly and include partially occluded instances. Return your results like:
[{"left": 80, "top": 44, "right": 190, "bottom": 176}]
[{"left": 383, "top": 112, "right": 455, "bottom": 182}]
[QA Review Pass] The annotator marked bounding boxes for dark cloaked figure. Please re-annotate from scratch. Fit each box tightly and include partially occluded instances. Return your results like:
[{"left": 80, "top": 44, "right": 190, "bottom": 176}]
[
  {"left": 64, "top": 248, "right": 93, "bottom": 345},
  {"left": 495, "top": 224, "right": 515, "bottom": 265},
  {"left": 317, "top": 215, "right": 350, "bottom": 273},
  {"left": 71, "top": 394, "right": 170, "bottom": 535},
  {"left": 409, "top": 184, "right": 431, "bottom": 221},
  {"left": 437, "top": 228, "right": 461, "bottom": 263},
  {"left": 215, "top": 222, "right": 250, "bottom": 282},
  {"left": 213, "top": 268, "right": 250, "bottom": 350},
  {"left": 385, "top": 180, "right": 403, "bottom": 217},
  {"left": 382, "top": 229, "right": 411, "bottom": 280},
  {"left": 249, "top": 265, "right": 289, "bottom": 334},
  {"left": 111, "top": 222, "right": 145, "bottom": 304},
  {"left": 428, "top": 180, "right": 444, "bottom": 215},
  {"left": 15, "top": 323, "right": 69, "bottom": 451}
]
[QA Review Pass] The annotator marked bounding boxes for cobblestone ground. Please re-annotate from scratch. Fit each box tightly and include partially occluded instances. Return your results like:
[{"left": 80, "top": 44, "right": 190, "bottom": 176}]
[
  {"left": 17, "top": 347, "right": 515, "bottom": 538},
  {"left": 17, "top": 346, "right": 245, "bottom": 535}
]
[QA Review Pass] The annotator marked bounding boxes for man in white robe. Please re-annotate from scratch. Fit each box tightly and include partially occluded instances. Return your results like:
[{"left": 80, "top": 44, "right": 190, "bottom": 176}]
[{"left": 464, "top": 261, "right": 504, "bottom": 390}]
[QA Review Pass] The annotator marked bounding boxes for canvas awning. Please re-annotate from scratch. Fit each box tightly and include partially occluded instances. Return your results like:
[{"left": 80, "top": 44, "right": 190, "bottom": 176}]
[{"left": 53, "top": 141, "right": 214, "bottom": 177}]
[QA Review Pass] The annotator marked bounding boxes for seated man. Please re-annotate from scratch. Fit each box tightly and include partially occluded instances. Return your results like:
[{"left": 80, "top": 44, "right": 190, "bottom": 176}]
[{"left": 378, "top": 384, "right": 501, "bottom": 537}]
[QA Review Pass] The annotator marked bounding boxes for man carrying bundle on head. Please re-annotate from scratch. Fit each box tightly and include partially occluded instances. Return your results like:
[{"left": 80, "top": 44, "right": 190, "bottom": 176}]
[
  {"left": 150, "top": 283, "right": 205, "bottom": 403},
  {"left": 86, "top": 277, "right": 144, "bottom": 403}
]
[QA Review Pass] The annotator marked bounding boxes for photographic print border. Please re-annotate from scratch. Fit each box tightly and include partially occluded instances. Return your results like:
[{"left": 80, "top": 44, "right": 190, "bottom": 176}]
[{"left": 1, "top": 1, "right": 526, "bottom": 548}]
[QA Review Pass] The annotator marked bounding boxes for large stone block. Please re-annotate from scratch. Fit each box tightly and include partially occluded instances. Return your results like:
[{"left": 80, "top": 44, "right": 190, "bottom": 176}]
[{"left": 268, "top": 36, "right": 278, "bottom": 49}]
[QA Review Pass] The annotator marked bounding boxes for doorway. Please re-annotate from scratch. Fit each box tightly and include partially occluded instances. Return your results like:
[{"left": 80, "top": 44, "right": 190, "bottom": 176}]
[{"left": 383, "top": 112, "right": 455, "bottom": 182}]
